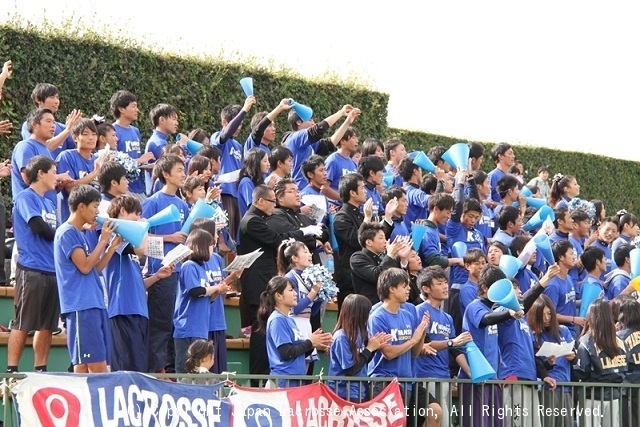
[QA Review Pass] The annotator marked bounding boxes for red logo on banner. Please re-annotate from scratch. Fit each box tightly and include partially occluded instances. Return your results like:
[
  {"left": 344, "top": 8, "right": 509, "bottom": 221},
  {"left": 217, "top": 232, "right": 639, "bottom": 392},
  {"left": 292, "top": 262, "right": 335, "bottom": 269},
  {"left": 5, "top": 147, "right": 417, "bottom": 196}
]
[{"left": 32, "top": 388, "right": 81, "bottom": 427}]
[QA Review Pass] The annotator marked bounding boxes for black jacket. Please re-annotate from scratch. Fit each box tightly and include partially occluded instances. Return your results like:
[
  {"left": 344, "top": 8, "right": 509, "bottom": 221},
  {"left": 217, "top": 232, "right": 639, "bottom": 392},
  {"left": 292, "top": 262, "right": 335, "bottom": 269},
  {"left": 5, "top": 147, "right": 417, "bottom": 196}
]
[
  {"left": 350, "top": 248, "right": 401, "bottom": 305},
  {"left": 266, "top": 206, "right": 328, "bottom": 264},
  {"left": 238, "top": 206, "right": 304, "bottom": 306}
]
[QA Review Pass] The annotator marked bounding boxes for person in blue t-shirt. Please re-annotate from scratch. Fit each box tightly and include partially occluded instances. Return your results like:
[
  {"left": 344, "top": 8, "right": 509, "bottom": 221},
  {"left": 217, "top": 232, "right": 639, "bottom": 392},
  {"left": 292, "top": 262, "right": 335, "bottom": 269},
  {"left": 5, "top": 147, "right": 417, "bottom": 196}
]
[
  {"left": 568, "top": 210, "right": 590, "bottom": 284},
  {"left": 323, "top": 112, "right": 361, "bottom": 201},
  {"left": 548, "top": 173, "right": 580, "bottom": 209},
  {"left": 459, "top": 265, "right": 524, "bottom": 427},
  {"left": 141, "top": 154, "right": 190, "bottom": 373},
  {"left": 509, "top": 236, "right": 543, "bottom": 294},
  {"left": 368, "top": 267, "right": 442, "bottom": 427},
  {"left": 544, "top": 240, "right": 584, "bottom": 339},
  {"left": 11, "top": 108, "right": 74, "bottom": 205},
  {"left": 188, "top": 217, "right": 243, "bottom": 373},
  {"left": 492, "top": 174, "right": 525, "bottom": 218},
  {"left": 174, "top": 229, "right": 221, "bottom": 373},
  {"left": 458, "top": 248, "right": 486, "bottom": 329},
  {"left": 300, "top": 154, "right": 333, "bottom": 215},
  {"left": 383, "top": 138, "right": 407, "bottom": 188},
  {"left": 548, "top": 206, "right": 573, "bottom": 245},
  {"left": 527, "top": 295, "right": 577, "bottom": 427},
  {"left": 211, "top": 96, "right": 256, "bottom": 239},
  {"left": 110, "top": 90, "right": 155, "bottom": 198},
  {"left": 419, "top": 193, "right": 464, "bottom": 269},
  {"left": 487, "top": 142, "right": 515, "bottom": 203},
  {"left": 612, "top": 212, "right": 639, "bottom": 260},
  {"left": 20, "top": 83, "right": 81, "bottom": 158},
  {"left": 143, "top": 103, "right": 189, "bottom": 195},
  {"left": 283, "top": 104, "right": 355, "bottom": 190},
  {"left": 398, "top": 157, "right": 429, "bottom": 229},
  {"left": 244, "top": 98, "right": 293, "bottom": 156},
  {"left": 265, "top": 145, "right": 294, "bottom": 185},
  {"left": 383, "top": 186, "right": 410, "bottom": 241},
  {"left": 492, "top": 205, "right": 522, "bottom": 248},
  {"left": 590, "top": 216, "right": 618, "bottom": 280},
  {"left": 56, "top": 118, "right": 105, "bottom": 222},
  {"left": 6, "top": 156, "right": 59, "bottom": 374},
  {"left": 358, "top": 155, "right": 386, "bottom": 219},
  {"left": 236, "top": 148, "right": 270, "bottom": 221},
  {"left": 471, "top": 170, "right": 497, "bottom": 242},
  {"left": 580, "top": 246, "right": 607, "bottom": 312},
  {"left": 54, "top": 185, "right": 121, "bottom": 373},
  {"left": 258, "top": 276, "right": 333, "bottom": 387},
  {"left": 328, "top": 294, "right": 390, "bottom": 402},
  {"left": 415, "top": 266, "right": 472, "bottom": 426},
  {"left": 606, "top": 243, "right": 634, "bottom": 300},
  {"left": 104, "top": 195, "right": 174, "bottom": 372}
]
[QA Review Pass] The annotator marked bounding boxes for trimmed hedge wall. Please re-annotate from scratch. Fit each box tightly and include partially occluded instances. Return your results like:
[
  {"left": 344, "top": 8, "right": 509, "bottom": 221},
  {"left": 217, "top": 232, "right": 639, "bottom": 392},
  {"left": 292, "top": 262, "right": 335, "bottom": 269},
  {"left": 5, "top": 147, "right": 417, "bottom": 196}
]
[{"left": 1, "top": 23, "right": 638, "bottom": 216}]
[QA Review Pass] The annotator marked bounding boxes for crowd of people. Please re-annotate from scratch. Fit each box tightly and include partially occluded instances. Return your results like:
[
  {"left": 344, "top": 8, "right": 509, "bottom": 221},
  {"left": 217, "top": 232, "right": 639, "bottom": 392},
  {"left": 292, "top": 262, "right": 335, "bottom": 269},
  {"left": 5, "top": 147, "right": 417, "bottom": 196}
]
[{"left": 2, "top": 57, "right": 640, "bottom": 427}]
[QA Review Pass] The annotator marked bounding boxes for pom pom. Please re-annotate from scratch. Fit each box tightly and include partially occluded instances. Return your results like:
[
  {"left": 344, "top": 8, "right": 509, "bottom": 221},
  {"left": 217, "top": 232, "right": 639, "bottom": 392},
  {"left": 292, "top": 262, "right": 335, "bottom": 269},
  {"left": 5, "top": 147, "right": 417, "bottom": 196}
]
[
  {"left": 108, "top": 150, "right": 141, "bottom": 182},
  {"left": 567, "top": 198, "right": 596, "bottom": 222},
  {"left": 300, "top": 264, "right": 338, "bottom": 302}
]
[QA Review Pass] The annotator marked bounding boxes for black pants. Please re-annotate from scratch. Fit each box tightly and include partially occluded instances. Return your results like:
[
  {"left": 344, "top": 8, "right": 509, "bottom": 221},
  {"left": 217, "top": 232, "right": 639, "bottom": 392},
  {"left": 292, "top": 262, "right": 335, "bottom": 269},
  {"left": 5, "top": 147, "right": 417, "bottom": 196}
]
[
  {"left": 0, "top": 197, "right": 6, "bottom": 284},
  {"left": 147, "top": 273, "right": 178, "bottom": 372},
  {"left": 248, "top": 304, "right": 268, "bottom": 386}
]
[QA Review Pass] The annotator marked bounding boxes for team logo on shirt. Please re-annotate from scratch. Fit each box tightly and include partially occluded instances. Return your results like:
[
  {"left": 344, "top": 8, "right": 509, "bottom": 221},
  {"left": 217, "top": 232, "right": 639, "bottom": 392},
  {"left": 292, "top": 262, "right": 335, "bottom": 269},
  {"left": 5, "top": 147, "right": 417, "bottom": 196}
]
[
  {"left": 487, "top": 325, "right": 498, "bottom": 335},
  {"left": 429, "top": 321, "right": 451, "bottom": 338},
  {"left": 79, "top": 171, "right": 99, "bottom": 189},
  {"left": 564, "top": 290, "right": 576, "bottom": 304},
  {"left": 293, "top": 327, "right": 305, "bottom": 341},
  {"left": 466, "top": 230, "right": 483, "bottom": 244},
  {"left": 390, "top": 327, "right": 413, "bottom": 342},
  {"left": 342, "top": 168, "right": 356, "bottom": 176},
  {"left": 42, "top": 209, "right": 57, "bottom": 229},
  {"left": 124, "top": 140, "right": 141, "bottom": 153},
  {"left": 230, "top": 147, "right": 242, "bottom": 161},
  {"left": 206, "top": 269, "right": 223, "bottom": 284}
]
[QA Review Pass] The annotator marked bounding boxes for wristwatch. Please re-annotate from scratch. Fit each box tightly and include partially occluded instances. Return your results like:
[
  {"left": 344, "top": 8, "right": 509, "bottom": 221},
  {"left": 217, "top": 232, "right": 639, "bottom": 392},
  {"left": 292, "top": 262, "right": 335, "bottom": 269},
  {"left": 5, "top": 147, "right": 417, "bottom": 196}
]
[{"left": 447, "top": 340, "right": 453, "bottom": 348}]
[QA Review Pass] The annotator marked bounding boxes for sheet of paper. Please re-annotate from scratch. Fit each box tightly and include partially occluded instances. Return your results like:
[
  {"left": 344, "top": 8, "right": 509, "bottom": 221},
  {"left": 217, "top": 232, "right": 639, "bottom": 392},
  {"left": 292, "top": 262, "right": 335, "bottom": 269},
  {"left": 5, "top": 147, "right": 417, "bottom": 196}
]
[
  {"left": 144, "top": 236, "right": 165, "bottom": 259},
  {"left": 301, "top": 194, "right": 327, "bottom": 224},
  {"left": 162, "top": 244, "right": 193, "bottom": 266},
  {"left": 535, "top": 340, "right": 575, "bottom": 358},
  {"left": 224, "top": 248, "right": 263, "bottom": 272}
]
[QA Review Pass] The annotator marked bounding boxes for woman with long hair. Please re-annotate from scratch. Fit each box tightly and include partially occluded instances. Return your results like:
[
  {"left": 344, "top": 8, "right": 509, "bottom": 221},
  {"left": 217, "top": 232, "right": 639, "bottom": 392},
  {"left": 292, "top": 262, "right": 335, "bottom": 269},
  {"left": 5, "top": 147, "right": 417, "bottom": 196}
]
[
  {"left": 328, "top": 294, "right": 390, "bottom": 402},
  {"left": 236, "top": 147, "right": 269, "bottom": 219},
  {"left": 256, "top": 276, "right": 332, "bottom": 387},
  {"left": 575, "top": 300, "right": 628, "bottom": 427},
  {"left": 548, "top": 174, "right": 580, "bottom": 208},
  {"left": 277, "top": 239, "right": 324, "bottom": 372},
  {"left": 612, "top": 211, "right": 639, "bottom": 256},
  {"left": 616, "top": 299, "right": 640, "bottom": 425},
  {"left": 527, "top": 295, "right": 576, "bottom": 427}
]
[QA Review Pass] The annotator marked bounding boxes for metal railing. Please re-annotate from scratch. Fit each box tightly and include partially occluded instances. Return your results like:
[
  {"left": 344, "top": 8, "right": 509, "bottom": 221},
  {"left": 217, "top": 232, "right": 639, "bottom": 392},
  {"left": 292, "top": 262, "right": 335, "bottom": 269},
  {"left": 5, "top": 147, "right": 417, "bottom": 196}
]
[{"left": 3, "top": 373, "right": 640, "bottom": 426}]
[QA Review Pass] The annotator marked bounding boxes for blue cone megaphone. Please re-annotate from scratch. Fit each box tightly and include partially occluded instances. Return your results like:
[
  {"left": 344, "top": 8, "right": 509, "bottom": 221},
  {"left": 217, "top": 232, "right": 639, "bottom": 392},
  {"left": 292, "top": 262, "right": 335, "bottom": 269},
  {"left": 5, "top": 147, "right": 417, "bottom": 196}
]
[
  {"left": 630, "top": 248, "right": 640, "bottom": 278},
  {"left": 522, "top": 205, "right": 555, "bottom": 232},
  {"left": 441, "top": 143, "right": 470, "bottom": 171},
  {"left": 465, "top": 341, "right": 496, "bottom": 383},
  {"left": 412, "top": 151, "right": 436, "bottom": 173},
  {"left": 579, "top": 281, "right": 603, "bottom": 318},
  {"left": 520, "top": 187, "right": 532, "bottom": 197},
  {"left": 526, "top": 197, "right": 547, "bottom": 209},
  {"left": 147, "top": 205, "right": 181, "bottom": 228},
  {"left": 499, "top": 255, "right": 524, "bottom": 278},
  {"left": 96, "top": 216, "right": 148, "bottom": 248},
  {"left": 487, "top": 278, "right": 521, "bottom": 311},
  {"left": 533, "top": 233, "right": 556, "bottom": 265},
  {"left": 175, "top": 134, "right": 203, "bottom": 156},
  {"left": 452, "top": 241, "right": 467, "bottom": 258},
  {"left": 288, "top": 99, "right": 313, "bottom": 122},
  {"left": 181, "top": 199, "right": 216, "bottom": 233},
  {"left": 239, "top": 77, "right": 254, "bottom": 96},
  {"left": 383, "top": 172, "right": 395, "bottom": 188},
  {"left": 408, "top": 151, "right": 419, "bottom": 159},
  {"left": 411, "top": 224, "right": 428, "bottom": 251}
]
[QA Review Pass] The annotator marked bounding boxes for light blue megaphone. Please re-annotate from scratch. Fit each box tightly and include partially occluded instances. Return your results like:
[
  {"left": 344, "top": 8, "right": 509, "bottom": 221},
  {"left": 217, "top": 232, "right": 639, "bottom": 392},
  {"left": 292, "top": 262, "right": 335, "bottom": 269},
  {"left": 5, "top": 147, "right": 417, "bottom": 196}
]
[
  {"left": 288, "top": 99, "right": 313, "bottom": 122},
  {"left": 383, "top": 172, "right": 395, "bottom": 188},
  {"left": 328, "top": 213, "right": 339, "bottom": 251},
  {"left": 520, "top": 186, "right": 533, "bottom": 197},
  {"left": 452, "top": 241, "right": 467, "bottom": 258},
  {"left": 175, "top": 134, "right": 203, "bottom": 156},
  {"left": 411, "top": 224, "right": 428, "bottom": 251},
  {"left": 96, "top": 216, "right": 148, "bottom": 248},
  {"left": 487, "top": 278, "right": 521, "bottom": 311},
  {"left": 499, "top": 255, "right": 524, "bottom": 278},
  {"left": 441, "top": 143, "right": 470, "bottom": 171},
  {"left": 526, "top": 197, "right": 547, "bottom": 209},
  {"left": 239, "top": 77, "right": 253, "bottom": 96},
  {"left": 408, "top": 151, "right": 419, "bottom": 158},
  {"left": 630, "top": 248, "right": 640, "bottom": 278},
  {"left": 579, "top": 281, "right": 603, "bottom": 318},
  {"left": 465, "top": 341, "right": 496, "bottom": 383},
  {"left": 412, "top": 151, "right": 436, "bottom": 173},
  {"left": 533, "top": 233, "right": 556, "bottom": 265},
  {"left": 147, "top": 205, "right": 181, "bottom": 228},
  {"left": 181, "top": 199, "right": 216, "bottom": 233},
  {"left": 522, "top": 205, "right": 555, "bottom": 232}
]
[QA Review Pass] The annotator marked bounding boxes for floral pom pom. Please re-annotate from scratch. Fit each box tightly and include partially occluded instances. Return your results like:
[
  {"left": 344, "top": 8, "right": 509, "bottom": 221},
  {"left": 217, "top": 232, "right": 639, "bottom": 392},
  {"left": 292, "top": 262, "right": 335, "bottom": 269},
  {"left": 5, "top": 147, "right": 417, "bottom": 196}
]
[
  {"left": 301, "top": 264, "right": 338, "bottom": 302},
  {"left": 567, "top": 198, "right": 596, "bottom": 222}
]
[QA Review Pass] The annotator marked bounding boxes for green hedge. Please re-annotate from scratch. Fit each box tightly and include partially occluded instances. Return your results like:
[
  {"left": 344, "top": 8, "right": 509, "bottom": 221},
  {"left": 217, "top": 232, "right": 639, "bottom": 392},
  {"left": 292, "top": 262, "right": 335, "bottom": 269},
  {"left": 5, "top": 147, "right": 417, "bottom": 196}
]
[{"left": 0, "top": 22, "right": 637, "bottom": 218}]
